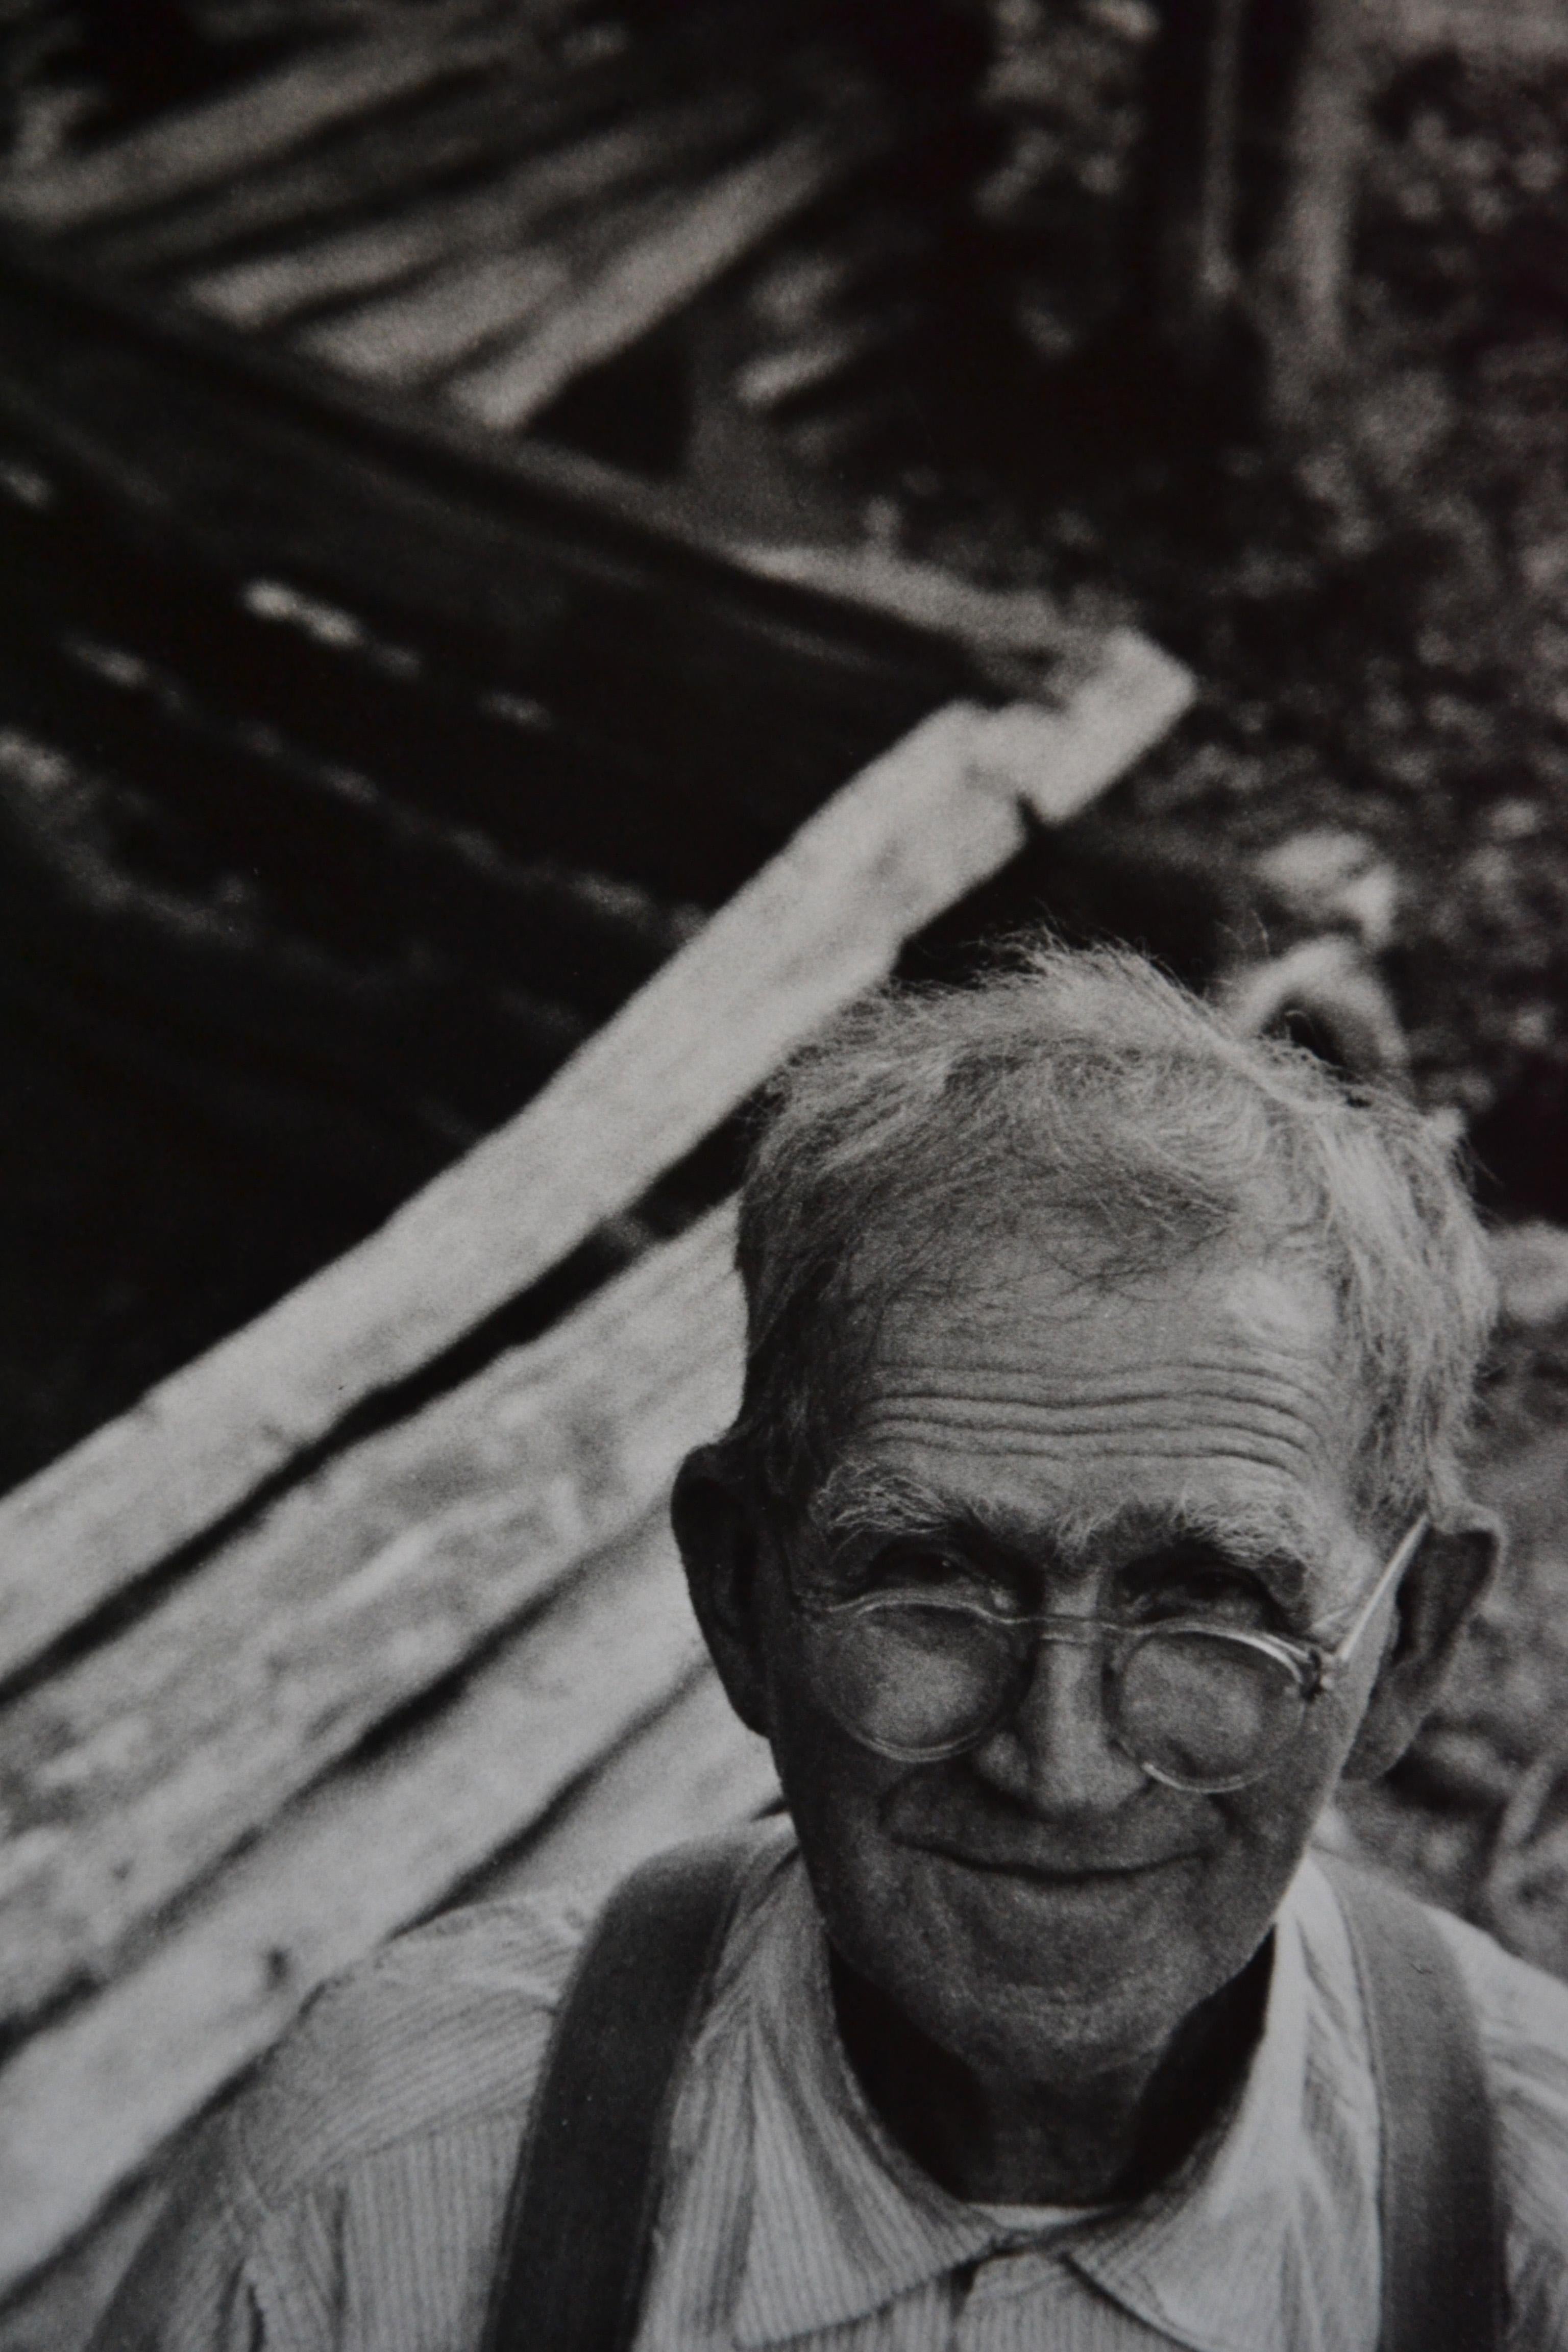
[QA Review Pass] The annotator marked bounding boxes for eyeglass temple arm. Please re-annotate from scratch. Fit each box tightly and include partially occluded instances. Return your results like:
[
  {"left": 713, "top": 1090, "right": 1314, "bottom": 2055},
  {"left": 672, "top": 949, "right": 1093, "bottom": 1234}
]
[{"left": 1322, "top": 1512, "right": 1431, "bottom": 1679}]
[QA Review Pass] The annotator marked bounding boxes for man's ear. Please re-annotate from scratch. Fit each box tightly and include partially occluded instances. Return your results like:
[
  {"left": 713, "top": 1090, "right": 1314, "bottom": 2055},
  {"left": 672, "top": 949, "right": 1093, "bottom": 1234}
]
[
  {"left": 1342, "top": 1508, "right": 1503, "bottom": 1781},
  {"left": 671, "top": 1445, "right": 774, "bottom": 1737}
]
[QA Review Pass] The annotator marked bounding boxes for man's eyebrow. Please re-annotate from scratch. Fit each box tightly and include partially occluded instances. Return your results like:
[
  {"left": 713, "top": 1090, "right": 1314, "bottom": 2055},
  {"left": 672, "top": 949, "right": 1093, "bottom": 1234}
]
[
  {"left": 1114, "top": 1506, "right": 1315, "bottom": 1615},
  {"left": 806, "top": 1470, "right": 1316, "bottom": 1610},
  {"left": 1022, "top": 1496, "right": 1317, "bottom": 1612},
  {"left": 805, "top": 1463, "right": 1006, "bottom": 1554}
]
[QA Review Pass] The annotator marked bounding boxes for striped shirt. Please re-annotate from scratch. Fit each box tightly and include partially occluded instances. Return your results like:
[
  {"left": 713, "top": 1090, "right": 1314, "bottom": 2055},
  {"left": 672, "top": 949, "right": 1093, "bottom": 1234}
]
[{"left": 97, "top": 1848, "right": 1568, "bottom": 2351}]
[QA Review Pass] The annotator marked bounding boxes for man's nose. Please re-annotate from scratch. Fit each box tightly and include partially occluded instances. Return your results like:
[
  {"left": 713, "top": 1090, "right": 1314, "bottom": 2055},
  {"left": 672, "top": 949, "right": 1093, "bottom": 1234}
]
[{"left": 969, "top": 1633, "right": 1147, "bottom": 1815}]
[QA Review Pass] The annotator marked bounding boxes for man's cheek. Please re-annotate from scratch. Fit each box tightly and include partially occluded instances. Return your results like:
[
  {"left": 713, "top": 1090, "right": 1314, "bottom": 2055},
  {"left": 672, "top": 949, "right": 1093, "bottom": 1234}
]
[{"left": 765, "top": 1708, "right": 909, "bottom": 1923}]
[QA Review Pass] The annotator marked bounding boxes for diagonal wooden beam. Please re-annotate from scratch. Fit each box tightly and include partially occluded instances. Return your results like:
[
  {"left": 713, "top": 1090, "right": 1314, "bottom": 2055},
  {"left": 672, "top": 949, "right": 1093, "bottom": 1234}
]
[
  {"left": 0, "top": 1208, "right": 742, "bottom": 2029},
  {"left": 70, "top": 0, "right": 810, "bottom": 282},
  {"left": 442, "top": 119, "right": 885, "bottom": 430},
  {"left": 184, "top": 93, "right": 760, "bottom": 334},
  {"left": 296, "top": 184, "right": 657, "bottom": 387},
  {"left": 0, "top": 638, "right": 1191, "bottom": 1688},
  {"left": 77, "top": 64, "right": 636, "bottom": 282},
  {"left": 0, "top": 14, "right": 518, "bottom": 237},
  {"left": 0, "top": 1669, "right": 776, "bottom": 2345},
  {"left": 0, "top": 1511, "right": 733, "bottom": 2300}
]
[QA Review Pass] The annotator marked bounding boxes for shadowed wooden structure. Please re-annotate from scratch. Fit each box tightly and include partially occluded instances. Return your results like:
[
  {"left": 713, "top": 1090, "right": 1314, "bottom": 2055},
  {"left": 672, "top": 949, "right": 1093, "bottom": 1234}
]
[
  {"left": 0, "top": 619, "right": 1190, "bottom": 2341},
  {"left": 0, "top": 13, "right": 1199, "bottom": 2344}
]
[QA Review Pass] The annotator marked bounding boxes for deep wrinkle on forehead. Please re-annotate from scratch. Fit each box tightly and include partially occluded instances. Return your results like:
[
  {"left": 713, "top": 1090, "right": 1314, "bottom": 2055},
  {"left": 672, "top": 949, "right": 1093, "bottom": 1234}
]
[
  {"left": 877, "top": 1245, "right": 1343, "bottom": 1426},
  {"left": 824, "top": 1248, "right": 1366, "bottom": 1612}
]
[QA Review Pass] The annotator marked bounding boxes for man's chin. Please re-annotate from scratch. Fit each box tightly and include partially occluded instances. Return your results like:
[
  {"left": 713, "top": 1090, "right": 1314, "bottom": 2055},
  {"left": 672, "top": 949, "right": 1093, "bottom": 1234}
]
[{"left": 904, "top": 1845, "right": 1212, "bottom": 2062}]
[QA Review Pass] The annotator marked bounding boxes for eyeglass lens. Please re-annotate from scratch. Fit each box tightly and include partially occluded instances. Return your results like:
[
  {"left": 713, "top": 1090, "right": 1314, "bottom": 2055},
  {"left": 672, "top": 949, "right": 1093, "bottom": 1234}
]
[{"left": 806, "top": 1603, "right": 1310, "bottom": 1792}]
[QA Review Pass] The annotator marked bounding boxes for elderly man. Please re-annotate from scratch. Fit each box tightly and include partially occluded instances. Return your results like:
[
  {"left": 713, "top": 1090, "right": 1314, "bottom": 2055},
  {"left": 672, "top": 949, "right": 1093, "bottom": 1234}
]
[{"left": 99, "top": 945, "right": 1567, "bottom": 2352}]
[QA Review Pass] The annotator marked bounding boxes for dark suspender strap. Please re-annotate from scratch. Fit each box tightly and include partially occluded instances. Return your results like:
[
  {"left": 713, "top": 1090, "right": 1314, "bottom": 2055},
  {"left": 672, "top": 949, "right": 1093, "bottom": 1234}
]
[
  {"left": 1327, "top": 1858, "right": 1505, "bottom": 2352},
  {"left": 481, "top": 1823, "right": 788, "bottom": 2352},
  {"left": 483, "top": 1833, "right": 1502, "bottom": 2351}
]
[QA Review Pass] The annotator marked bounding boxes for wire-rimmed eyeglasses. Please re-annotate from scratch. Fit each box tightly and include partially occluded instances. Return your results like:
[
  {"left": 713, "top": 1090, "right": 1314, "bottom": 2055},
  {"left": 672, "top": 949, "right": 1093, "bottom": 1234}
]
[{"left": 792, "top": 1515, "right": 1430, "bottom": 1794}]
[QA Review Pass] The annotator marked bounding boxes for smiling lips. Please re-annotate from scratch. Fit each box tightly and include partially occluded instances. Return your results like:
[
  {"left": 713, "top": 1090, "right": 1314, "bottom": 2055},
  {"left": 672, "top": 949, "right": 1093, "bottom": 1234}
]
[{"left": 909, "top": 1833, "right": 1195, "bottom": 1890}]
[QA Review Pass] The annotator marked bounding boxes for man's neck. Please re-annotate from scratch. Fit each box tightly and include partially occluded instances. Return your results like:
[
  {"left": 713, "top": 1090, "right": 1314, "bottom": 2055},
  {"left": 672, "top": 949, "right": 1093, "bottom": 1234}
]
[{"left": 828, "top": 1937, "right": 1272, "bottom": 2208}]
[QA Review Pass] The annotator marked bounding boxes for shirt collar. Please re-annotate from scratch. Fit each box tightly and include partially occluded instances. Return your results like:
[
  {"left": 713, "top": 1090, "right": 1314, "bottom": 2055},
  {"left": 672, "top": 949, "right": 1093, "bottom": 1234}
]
[
  {"left": 731, "top": 1863, "right": 998, "bottom": 2345},
  {"left": 729, "top": 1853, "right": 1377, "bottom": 2352}
]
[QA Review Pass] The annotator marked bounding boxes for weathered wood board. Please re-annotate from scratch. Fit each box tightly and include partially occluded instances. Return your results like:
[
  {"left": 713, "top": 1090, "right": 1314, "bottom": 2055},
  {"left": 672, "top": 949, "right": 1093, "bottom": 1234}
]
[
  {"left": 0, "top": 1672, "right": 779, "bottom": 2352},
  {"left": 0, "top": 16, "right": 523, "bottom": 233},
  {"left": 443, "top": 118, "right": 883, "bottom": 430},
  {"left": 0, "top": 0, "right": 892, "bottom": 460},
  {"left": 0, "top": 1515, "right": 735, "bottom": 2294},
  {"left": 71, "top": 1, "right": 813, "bottom": 281},
  {"left": 0, "top": 640, "right": 1190, "bottom": 1690},
  {"left": 0, "top": 19, "right": 1200, "bottom": 2332},
  {"left": 187, "top": 93, "right": 764, "bottom": 334},
  {"left": 0, "top": 641, "right": 1192, "bottom": 2314},
  {"left": 0, "top": 1209, "right": 745, "bottom": 2026}
]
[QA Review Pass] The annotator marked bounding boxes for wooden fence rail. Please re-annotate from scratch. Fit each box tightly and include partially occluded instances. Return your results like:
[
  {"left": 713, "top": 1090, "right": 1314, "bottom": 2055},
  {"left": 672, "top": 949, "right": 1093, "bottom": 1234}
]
[
  {"left": 0, "top": 1208, "right": 744, "bottom": 2027},
  {"left": 0, "top": 1511, "right": 727, "bottom": 2293},
  {"left": 0, "top": 10, "right": 523, "bottom": 234},
  {"left": 0, "top": 634, "right": 1191, "bottom": 1691},
  {"left": 0, "top": 630, "right": 1191, "bottom": 2308}
]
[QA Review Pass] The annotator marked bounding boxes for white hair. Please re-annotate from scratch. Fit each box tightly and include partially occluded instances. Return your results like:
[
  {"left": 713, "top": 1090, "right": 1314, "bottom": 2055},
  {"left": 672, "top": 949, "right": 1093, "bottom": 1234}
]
[{"left": 724, "top": 940, "right": 1498, "bottom": 1534}]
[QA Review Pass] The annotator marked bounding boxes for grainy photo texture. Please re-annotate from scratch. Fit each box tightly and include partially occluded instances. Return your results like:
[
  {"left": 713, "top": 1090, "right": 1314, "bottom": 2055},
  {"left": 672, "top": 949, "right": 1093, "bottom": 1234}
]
[{"left": 0, "top": 3, "right": 1564, "bottom": 2346}]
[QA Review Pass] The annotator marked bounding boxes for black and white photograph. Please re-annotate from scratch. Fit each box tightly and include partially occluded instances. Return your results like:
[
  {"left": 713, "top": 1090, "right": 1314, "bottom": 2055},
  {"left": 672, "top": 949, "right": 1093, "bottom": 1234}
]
[{"left": 0, "top": 1, "right": 1564, "bottom": 2345}]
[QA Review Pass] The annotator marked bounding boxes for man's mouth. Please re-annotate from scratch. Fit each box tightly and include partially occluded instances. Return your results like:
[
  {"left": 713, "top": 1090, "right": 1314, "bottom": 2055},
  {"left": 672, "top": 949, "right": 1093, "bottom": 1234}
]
[{"left": 901, "top": 1828, "right": 1193, "bottom": 1889}]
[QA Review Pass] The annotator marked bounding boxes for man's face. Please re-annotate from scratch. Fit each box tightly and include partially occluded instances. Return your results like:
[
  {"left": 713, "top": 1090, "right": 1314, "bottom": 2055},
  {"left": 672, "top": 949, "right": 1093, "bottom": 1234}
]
[{"left": 745, "top": 1234, "right": 1395, "bottom": 2091}]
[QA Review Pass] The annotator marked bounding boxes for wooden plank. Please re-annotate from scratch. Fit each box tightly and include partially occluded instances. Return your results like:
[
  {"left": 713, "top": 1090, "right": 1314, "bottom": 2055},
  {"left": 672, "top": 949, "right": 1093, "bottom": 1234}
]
[
  {"left": 467, "top": 1665, "right": 778, "bottom": 1910},
  {"left": 0, "top": 1509, "right": 715, "bottom": 2299},
  {"left": 79, "top": 67, "right": 623, "bottom": 281},
  {"left": 0, "top": 644, "right": 1191, "bottom": 1686},
  {"left": 960, "top": 630, "right": 1199, "bottom": 828},
  {"left": 0, "top": 1672, "right": 776, "bottom": 2349},
  {"left": 0, "top": 17, "right": 517, "bottom": 236},
  {"left": 185, "top": 93, "right": 760, "bottom": 332},
  {"left": 297, "top": 238, "right": 572, "bottom": 384},
  {"left": 295, "top": 103, "right": 791, "bottom": 388},
  {"left": 446, "top": 121, "right": 880, "bottom": 432},
  {"left": 0, "top": 236, "right": 981, "bottom": 852},
  {"left": 74, "top": 0, "right": 807, "bottom": 281},
  {"left": 0, "top": 1209, "right": 744, "bottom": 2027},
  {"left": 734, "top": 311, "right": 911, "bottom": 412}
]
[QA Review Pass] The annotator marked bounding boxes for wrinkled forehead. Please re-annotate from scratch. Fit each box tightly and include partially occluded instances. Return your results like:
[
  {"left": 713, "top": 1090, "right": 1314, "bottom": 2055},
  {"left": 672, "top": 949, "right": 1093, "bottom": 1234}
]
[{"left": 825, "top": 1221, "right": 1369, "bottom": 1585}]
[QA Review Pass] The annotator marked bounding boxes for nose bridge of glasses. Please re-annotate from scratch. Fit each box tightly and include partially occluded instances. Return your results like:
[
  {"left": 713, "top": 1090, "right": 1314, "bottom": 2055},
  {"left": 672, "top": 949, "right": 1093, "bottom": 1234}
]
[
  {"left": 1030, "top": 1612, "right": 1115, "bottom": 1645},
  {"left": 997, "top": 1619, "right": 1146, "bottom": 1805}
]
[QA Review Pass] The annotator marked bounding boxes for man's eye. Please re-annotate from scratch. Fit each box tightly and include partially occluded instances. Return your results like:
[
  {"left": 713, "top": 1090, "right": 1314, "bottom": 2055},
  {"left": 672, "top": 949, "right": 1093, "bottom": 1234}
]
[
  {"left": 868, "top": 1544, "right": 965, "bottom": 1586},
  {"left": 1127, "top": 1558, "right": 1275, "bottom": 1627},
  {"left": 863, "top": 1544, "right": 996, "bottom": 1599}
]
